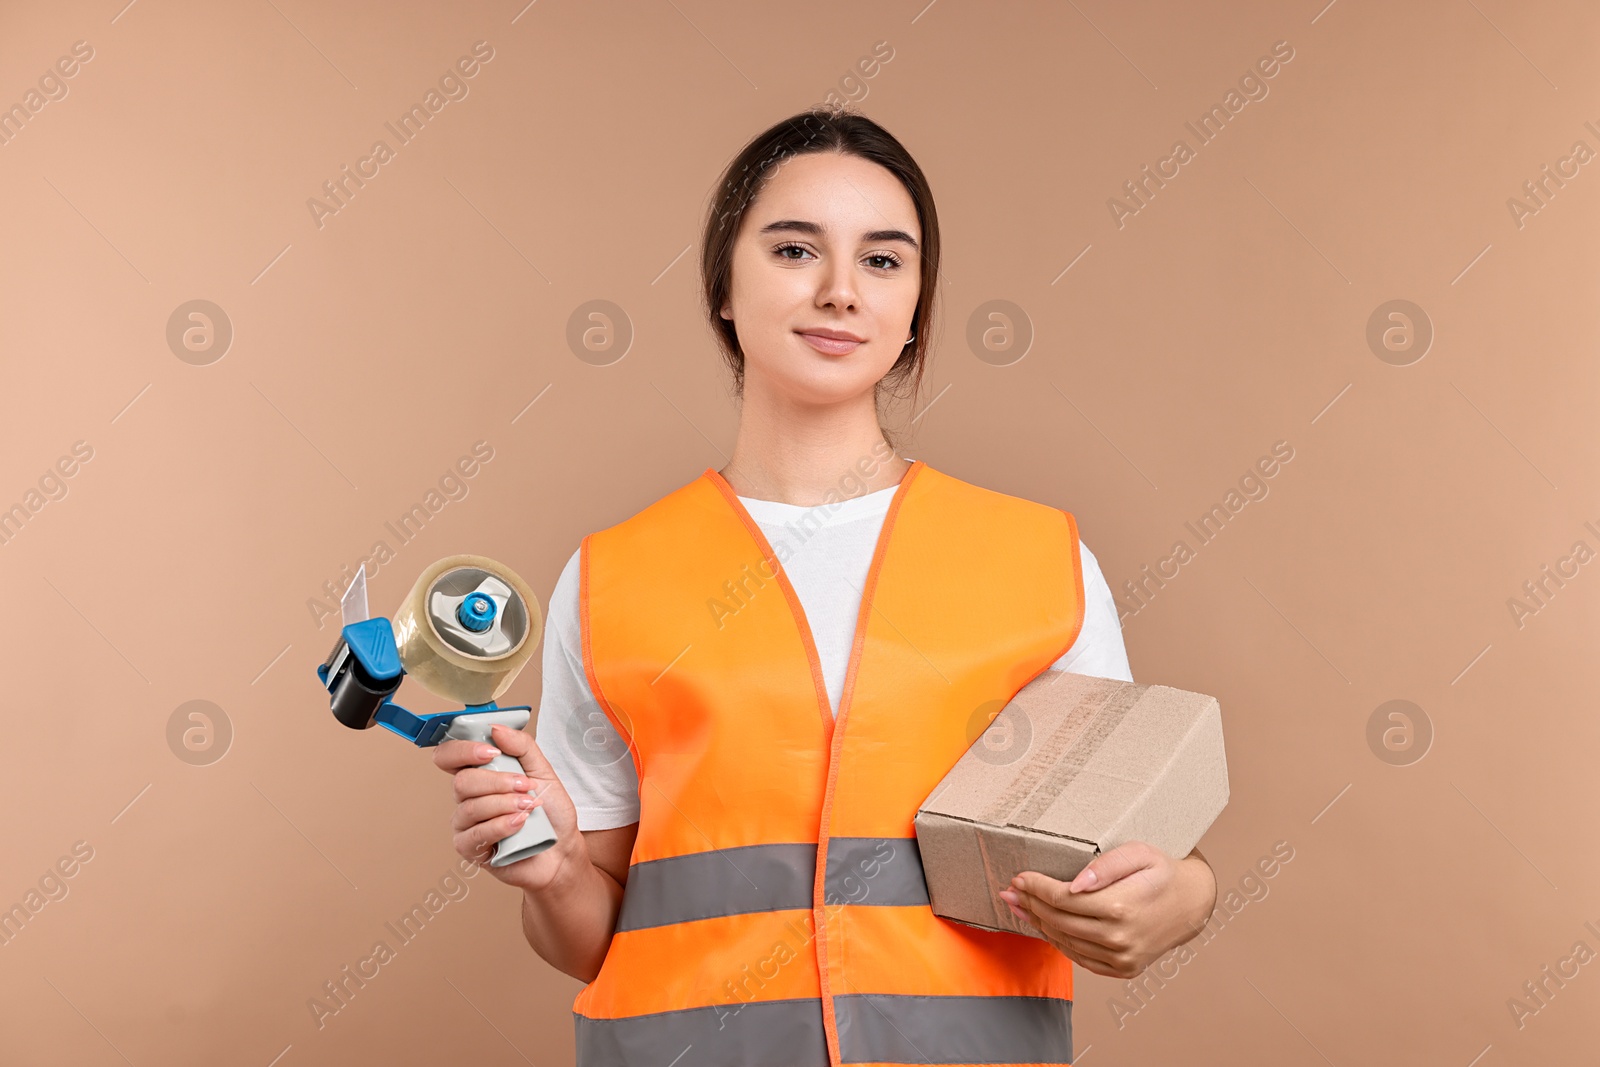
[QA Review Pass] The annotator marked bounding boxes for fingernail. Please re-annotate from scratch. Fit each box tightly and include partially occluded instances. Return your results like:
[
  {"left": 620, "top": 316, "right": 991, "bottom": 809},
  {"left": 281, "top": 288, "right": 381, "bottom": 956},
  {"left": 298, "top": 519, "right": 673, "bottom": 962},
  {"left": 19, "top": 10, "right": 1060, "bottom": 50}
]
[
  {"left": 515, "top": 777, "right": 530, "bottom": 791},
  {"left": 998, "top": 889, "right": 1018, "bottom": 905},
  {"left": 510, "top": 811, "right": 528, "bottom": 824},
  {"left": 1072, "top": 870, "right": 1097, "bottom": 892},
  {"left": 516, "top": 796, "right": 536, "bottom": 810},
  {"left": 1007, "top": 901, "right": 1028, "bottom": 921},
  {"left": 479, "top": 746, "right": 499, "bottom": 760}
]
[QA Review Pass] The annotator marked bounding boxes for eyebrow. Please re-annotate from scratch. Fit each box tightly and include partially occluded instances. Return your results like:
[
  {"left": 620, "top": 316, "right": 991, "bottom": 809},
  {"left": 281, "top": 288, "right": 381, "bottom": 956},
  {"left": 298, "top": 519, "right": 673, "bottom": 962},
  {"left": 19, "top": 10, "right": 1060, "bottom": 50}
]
[{"left": 757, "top": 219, "right": 919, "bottom": 252}]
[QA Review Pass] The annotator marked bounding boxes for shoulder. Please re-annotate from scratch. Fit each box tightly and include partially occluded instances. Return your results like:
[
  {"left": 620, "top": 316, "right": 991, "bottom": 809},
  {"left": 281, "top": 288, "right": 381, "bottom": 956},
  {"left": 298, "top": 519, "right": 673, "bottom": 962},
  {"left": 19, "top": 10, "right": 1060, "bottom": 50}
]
[
  {"left": 913, "top": 464, "right": 1077, "bottom": 528},
  {"left": 552, "top": 544, "right": 582, "bottom": 600},
  {"left": 1055, "top": 534, "right": 1134, "bottom": 682},
  {"left": 912, "top": 466, "right": 1082, "bottom": 558},
  {"left": 584, "top": 468, "right": 724, "bottom": 560},
  {"left": 543, "top": 546, "right": 583, "bottom": 643}
]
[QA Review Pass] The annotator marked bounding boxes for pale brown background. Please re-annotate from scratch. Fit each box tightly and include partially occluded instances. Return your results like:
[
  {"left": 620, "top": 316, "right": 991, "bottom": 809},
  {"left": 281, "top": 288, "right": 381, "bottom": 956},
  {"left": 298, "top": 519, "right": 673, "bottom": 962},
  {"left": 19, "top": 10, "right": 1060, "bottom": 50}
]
[{"left": 2, "top": 1, "right": 1596, "bottom": 1064}]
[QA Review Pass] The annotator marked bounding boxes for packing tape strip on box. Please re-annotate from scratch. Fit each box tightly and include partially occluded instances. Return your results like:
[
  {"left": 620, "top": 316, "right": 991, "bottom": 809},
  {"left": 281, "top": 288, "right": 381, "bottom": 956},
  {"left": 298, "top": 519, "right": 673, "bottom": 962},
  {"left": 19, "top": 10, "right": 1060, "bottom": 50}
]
[{"left": 978, "top": 677, "right": 1147, "bottom": 829}]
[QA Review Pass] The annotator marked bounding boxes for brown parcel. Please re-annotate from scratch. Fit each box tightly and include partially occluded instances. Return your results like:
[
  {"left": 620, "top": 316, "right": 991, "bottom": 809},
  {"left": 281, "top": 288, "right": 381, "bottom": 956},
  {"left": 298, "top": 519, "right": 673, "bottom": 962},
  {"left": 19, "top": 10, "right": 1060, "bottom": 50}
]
[{"left": 913, "top": 670, "right": 1229, "bottom": 940}]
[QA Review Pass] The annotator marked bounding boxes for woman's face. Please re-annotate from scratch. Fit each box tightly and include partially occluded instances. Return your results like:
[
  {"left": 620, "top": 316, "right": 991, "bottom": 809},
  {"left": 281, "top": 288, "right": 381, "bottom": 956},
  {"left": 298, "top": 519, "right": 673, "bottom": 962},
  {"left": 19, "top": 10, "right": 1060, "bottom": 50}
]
[{"left": 720, "top": 150, "right": 922, "bottom": 408}]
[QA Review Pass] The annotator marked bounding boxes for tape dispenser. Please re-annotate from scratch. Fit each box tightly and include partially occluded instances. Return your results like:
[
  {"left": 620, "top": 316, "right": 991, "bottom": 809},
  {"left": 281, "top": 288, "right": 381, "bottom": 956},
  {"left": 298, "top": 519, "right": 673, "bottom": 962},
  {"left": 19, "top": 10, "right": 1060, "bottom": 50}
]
[{"left": 316, "top": 554, "right": 557, "bottom": 866}]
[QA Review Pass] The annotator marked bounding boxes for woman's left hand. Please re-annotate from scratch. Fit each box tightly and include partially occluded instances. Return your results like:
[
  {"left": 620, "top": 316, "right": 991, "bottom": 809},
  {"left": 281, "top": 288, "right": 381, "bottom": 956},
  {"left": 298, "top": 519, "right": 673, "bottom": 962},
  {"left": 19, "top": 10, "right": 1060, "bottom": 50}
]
[{"left": 998, "top": 842, "right": 1217, "bottom": 979}]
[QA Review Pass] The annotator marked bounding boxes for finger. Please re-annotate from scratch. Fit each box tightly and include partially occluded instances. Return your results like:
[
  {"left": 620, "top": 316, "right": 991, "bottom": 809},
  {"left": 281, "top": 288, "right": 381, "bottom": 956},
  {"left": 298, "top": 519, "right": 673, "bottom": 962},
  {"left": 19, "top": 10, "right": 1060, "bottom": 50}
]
[
  {"left": 1036, "top": 924, "right": 1125, "bottom": 976},
  {"left": 489, "top": 723, "right": 562, "bottom": 781},
  {"left": 459, "top": 838, "right": 494, "bottom": 870},
  {"left": 1012, "top": 872, "right": 1122, "bottom": 918},
  {"left": 454, "top": 809, "right": 531, "bottom": 863},
  {"left": 1063, "top": 841, "right": 1160, "bottom": 894},
  {"left": 452, "top": 764, "right": 534, "bottom": 803},
  {"left": 451, "top": 789, "right": 544, "bottom": 833},
  {"left": 432, "top": 737, "right": 502, "bottom": 774},
  {"left": 1007, "top": 850, "right": 1153, "bottom": 909},
  {"left": 1009, "top": 902, "right": 1124, "bottom": 972},
  {"left": 1014, "top": 888, "right": 1120, "bottom": 947}
]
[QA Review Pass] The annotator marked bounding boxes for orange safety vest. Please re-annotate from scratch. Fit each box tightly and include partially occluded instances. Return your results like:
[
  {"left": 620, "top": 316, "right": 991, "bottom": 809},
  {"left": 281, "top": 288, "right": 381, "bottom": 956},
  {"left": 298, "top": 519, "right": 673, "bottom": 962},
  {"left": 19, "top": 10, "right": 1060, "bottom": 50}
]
[{"left": 572, "top": 459, "right": 1087, "bottom": 1066}]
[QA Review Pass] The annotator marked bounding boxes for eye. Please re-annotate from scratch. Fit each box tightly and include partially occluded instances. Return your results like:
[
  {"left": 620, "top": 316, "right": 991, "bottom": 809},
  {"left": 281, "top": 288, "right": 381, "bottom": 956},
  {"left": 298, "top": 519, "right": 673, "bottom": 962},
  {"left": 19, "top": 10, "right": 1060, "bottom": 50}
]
[
  {"left": 773, "top": 241, "right": 813, "bottom": 261},
  {"left": 865, "top": 252, "right": 903, "bottom": 270}
]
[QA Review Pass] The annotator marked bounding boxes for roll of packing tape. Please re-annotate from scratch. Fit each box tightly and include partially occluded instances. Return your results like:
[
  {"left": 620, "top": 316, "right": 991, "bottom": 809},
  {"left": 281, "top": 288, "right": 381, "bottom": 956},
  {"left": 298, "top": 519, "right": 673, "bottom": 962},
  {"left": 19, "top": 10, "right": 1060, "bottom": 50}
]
[{"left": 392, "top": 554, "right": 543, "bottom": 706}]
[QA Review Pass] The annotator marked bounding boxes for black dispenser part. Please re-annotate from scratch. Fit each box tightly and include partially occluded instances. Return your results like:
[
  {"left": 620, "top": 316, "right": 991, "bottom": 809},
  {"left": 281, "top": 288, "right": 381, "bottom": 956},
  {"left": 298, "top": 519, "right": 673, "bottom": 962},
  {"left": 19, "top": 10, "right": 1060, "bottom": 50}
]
[{"left": 322, "top": 636, "right": 403, "bottom": 731}]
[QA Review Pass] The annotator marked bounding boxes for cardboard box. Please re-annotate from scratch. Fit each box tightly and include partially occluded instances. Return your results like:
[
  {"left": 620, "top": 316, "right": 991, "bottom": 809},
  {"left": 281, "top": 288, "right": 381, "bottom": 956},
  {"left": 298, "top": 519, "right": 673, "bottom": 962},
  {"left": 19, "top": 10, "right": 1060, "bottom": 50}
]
[{"left": 913, "top": 670, "right": 1229, "bottom": 938}]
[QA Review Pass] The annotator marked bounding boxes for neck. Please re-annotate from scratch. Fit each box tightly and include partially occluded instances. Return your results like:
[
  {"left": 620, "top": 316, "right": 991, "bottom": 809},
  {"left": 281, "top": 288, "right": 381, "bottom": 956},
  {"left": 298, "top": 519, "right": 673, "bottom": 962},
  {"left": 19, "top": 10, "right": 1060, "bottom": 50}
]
[{"left": 717, "top": 385, "right": 910, "bottom": 506}]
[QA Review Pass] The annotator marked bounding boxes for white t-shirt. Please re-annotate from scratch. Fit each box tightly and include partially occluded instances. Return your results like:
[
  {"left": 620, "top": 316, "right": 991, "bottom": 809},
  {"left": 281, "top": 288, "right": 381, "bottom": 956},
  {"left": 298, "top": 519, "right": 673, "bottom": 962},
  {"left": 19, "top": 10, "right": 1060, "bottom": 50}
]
[{"left": 535, "top": 481, "right": 1134, "bottom": 831}]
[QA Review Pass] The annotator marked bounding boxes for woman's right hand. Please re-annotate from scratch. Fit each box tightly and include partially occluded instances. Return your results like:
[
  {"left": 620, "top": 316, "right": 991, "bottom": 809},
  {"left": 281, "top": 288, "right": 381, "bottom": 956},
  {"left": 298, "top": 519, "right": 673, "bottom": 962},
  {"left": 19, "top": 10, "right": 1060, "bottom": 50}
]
[{"left": 432, "top": 722, "right": 585, "bottom": 893}]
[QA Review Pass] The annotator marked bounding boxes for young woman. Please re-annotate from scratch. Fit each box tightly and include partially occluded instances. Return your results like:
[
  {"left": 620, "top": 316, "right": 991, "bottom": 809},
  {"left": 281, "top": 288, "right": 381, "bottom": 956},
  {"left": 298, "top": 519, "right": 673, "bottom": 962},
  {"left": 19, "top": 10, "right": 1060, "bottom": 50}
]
[{"left": 434, "top": 108, "right": 1218, "bottom": 1066}]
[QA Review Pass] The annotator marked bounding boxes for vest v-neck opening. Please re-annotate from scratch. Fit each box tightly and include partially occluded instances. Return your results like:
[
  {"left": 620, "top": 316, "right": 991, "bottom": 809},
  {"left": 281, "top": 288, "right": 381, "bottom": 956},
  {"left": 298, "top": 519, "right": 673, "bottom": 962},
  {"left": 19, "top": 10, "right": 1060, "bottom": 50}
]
[
  {"left": 702, "top": 461, "right": 926, "bottom": 740},
  {"left": 735, "top": 482, "right": 898, "bottom": 527},
  {"left": 705, "top": 460, "right": 931, "bottom": 1067}
]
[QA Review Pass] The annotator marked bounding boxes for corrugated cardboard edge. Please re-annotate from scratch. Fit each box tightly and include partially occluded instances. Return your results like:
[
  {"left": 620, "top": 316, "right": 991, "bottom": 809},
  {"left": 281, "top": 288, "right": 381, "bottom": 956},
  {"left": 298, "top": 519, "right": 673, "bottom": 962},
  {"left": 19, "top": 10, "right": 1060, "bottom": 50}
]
[
  {"left": 1094, "top": 686, "right": 1230, "bottom": 858},
  {"left": 913, "top": 809, "right": 1098, "bottom": 939}
]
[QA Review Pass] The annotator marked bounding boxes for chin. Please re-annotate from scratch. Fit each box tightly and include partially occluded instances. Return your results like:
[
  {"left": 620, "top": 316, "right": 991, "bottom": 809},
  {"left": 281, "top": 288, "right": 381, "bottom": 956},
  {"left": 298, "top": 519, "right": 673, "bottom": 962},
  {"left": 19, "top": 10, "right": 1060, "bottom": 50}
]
[
  {"left": 793, "top": 368, "right": 891, "bottom": 407},
  {"left": 747, "top": 360, "right": 878, "bottom": 406}
]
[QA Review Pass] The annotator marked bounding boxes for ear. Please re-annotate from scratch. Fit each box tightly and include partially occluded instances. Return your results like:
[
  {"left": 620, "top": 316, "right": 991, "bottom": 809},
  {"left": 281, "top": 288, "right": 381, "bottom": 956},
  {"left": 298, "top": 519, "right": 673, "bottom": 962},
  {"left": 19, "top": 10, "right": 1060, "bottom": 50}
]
[{"left": 720, "top": 305, "right": 732, "bottom": 321}]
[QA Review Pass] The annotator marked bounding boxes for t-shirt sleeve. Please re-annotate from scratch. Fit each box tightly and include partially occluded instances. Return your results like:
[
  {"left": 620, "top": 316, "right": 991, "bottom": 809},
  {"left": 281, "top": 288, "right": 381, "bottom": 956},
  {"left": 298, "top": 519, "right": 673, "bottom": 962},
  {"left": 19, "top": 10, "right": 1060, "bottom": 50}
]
[
  {"left": 533, "top": 546, "right": 642, "bottom": 831},
  {"left": 1049, "top": 538, "right": 1135, "bottom": 683}
]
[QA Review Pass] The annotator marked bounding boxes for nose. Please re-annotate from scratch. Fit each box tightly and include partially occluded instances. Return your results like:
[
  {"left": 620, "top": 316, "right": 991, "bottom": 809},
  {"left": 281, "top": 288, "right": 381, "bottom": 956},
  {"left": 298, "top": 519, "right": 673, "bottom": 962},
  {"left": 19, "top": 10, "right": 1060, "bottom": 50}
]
[{"left": 815, "top": 254, "right": 859, "bottom": 312}]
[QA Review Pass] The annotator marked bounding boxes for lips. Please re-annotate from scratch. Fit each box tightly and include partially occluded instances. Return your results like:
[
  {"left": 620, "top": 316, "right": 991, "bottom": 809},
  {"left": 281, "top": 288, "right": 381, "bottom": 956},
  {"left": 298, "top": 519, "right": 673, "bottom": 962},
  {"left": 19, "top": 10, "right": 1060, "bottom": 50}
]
[{"left": 796, "top": 330, "right": 864, "bottom": 355}]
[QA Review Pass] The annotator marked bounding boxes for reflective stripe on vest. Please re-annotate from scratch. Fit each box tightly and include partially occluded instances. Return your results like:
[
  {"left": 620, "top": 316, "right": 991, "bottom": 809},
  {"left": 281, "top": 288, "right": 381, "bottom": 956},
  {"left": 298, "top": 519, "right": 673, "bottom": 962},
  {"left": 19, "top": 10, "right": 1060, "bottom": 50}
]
[
  {"left": 574, "top": 460, "right": 1086, "bottom": 1066},
  {"left": 575, "top": 992, "right": 1073, "bottom": 1066},
  {"left": 615, "top": 837, "right": 928, "bottom": 932}
]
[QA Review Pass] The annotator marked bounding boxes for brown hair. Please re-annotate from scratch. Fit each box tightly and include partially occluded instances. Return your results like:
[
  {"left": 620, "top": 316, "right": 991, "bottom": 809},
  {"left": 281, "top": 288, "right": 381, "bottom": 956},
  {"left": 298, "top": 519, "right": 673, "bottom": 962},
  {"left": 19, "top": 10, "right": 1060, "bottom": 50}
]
[{"left": 701, "top": 107, "right": 940, "bottom": 449}]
